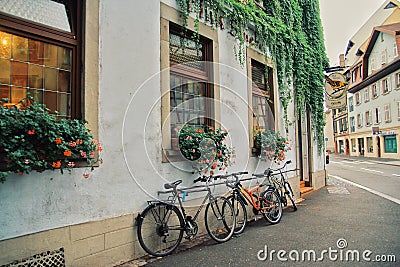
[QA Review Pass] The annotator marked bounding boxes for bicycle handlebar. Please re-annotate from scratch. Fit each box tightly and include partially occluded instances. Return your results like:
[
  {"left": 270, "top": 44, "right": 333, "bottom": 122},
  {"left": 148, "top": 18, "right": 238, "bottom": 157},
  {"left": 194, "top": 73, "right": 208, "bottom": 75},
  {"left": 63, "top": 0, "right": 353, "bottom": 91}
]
[
  {"left": 252, "top": 160, "right": 292, "bottom": 178},
  {"left": 194, "top": 171, "right": 248, "bottom": 183}
]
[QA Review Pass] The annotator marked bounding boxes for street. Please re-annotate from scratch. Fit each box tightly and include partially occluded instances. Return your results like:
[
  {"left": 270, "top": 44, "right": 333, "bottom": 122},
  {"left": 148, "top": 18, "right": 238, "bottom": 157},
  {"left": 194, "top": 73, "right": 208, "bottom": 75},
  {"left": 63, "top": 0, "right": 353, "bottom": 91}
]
[
  {"left": 120, "top": 156, "right": 400, "bottom": 267},
  {"left": 327, "top": 154, "right": 400, "bottom": 203}
]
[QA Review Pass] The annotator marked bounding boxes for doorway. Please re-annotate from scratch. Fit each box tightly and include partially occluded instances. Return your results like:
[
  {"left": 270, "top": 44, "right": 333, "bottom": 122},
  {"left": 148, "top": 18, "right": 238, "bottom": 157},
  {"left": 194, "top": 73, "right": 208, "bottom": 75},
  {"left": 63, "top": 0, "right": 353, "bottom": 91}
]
[
  {"left": 298, "top": 110, "right": 312, "bottom": 186},
  {"left": 376, "top": 136, "right": 381, "bottom": 157},
  {"left": 345, "top": 139, "right": 350, "bottom": 155},
  {"left": 358, "top": 137, "right": 364, "bottom": 156}
]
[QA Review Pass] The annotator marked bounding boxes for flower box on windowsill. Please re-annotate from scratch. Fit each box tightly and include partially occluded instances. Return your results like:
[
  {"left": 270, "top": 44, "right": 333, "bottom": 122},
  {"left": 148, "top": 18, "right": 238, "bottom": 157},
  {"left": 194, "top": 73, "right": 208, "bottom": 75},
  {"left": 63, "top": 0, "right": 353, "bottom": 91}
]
[{"left": 0, "top": 100, "right": 102, "bottom": 182}]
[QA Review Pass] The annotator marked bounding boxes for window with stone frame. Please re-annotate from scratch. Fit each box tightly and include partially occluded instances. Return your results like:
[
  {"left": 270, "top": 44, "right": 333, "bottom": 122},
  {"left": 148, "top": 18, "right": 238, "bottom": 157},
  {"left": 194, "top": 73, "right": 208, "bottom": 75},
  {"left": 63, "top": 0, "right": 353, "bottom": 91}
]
[
  {"left": 251, "top": 59, "right": 274, "bottom": 137},
  {"left": 169, "top": 26, "right": 213, "bottom": 149},
  {"left": 0, "top": 0, "right": 83, "bottom": 119},
  {"left": 348, "top": 96, "right": 354, "bottom": 112},
  {"left": 365, "top": 110, "right": 372, "bottom": 126},
  {"left": 395, "top": 72, "right": 400, "bottom": 90},
  {"left": 372, "top": 83, "right": 379, "bottom": 98},
  {"left": 384, "top": 103, "right": 391, "bottom": 122},
  {"left": 374, "top": 107, "right": 381, "bottom": 124},
  {"left": 357, "top": 113, "right": 362, "bottom": 128},
  {"left": 364, "top": 87, "right": 370, "bottom": 102},
  {"left": 355, "top": 92, "right": 361, "bottom": 105},
  {"left": 397, "top": 101, "right": 400, "bottom": 120},
  {"left": 382, "top": 78, "right": 390, "bottom": 94}
]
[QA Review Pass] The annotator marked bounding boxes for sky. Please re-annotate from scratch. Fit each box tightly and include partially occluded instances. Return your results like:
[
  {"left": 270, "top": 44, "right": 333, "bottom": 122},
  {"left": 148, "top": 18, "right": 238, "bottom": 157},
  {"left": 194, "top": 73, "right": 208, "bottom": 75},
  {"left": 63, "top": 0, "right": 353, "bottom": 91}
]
[{"left": 319, "top": 0, "right": 387, "bottom": 66}]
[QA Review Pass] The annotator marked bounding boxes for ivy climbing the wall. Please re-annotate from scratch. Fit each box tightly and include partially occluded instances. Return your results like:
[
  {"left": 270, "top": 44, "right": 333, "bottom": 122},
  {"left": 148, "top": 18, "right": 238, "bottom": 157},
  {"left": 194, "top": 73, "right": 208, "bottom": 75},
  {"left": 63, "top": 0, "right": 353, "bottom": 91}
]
[{"left": 176, "top": 0, "right": 329, "bottom": 152}]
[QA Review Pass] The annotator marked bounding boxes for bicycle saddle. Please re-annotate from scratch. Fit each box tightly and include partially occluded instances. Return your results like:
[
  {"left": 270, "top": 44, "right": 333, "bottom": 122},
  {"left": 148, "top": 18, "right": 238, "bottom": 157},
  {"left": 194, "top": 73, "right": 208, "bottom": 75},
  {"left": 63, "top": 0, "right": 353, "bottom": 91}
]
[{"left": 164, "top": 180, "right": 182, "bottom": 189}]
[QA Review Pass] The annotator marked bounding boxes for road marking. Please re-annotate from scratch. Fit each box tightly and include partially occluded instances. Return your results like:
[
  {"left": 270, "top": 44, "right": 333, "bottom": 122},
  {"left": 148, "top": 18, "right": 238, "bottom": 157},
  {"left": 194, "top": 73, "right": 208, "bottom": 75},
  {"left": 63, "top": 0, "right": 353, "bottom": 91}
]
[
  {"left": 359, "top": 161, "right": 375, "bottom": 165},
  {"left": 329, "top": 175, "right": 400, "bottom": 205},
  {"left": 360, "top": 168, "right": 383, "bottom": 174},
  {"left": 330, "top": 161, "right": 354, "bottom": 167},
  {"left": 327, "top": 186, "right": 350, "bottom": 194},
  {"left": 393, "top": 174, "right": 400, "bottom": 177}
]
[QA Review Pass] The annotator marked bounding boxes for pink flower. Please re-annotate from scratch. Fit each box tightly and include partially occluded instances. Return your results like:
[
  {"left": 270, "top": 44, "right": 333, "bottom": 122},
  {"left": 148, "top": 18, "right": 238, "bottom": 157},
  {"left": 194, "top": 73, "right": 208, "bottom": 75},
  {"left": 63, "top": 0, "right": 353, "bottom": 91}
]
[
  {"left": 83, "top": 173, "right": 90, "bottom": 179},
  {"left": 68, "top": 141, "right": 77, "bottom": 147},
  {"left": 25, "top": 159, "right": 29, "bottom": 164},
  {"left": 81, "top": 151, "right": 87, "bottom": 158},
  {"left": 68, "top": 162, "right": 75, "bottom": 167},
  {"left": 192, "top": 149, "right": 195, "bottom": 153}
]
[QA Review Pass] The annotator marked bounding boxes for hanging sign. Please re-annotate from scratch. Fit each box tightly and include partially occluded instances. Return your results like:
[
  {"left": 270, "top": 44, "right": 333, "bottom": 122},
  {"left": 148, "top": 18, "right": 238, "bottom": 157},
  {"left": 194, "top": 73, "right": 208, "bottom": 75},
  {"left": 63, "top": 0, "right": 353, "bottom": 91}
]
[{"left": 324, "top": 72, "right": 348, "bottom": 109}]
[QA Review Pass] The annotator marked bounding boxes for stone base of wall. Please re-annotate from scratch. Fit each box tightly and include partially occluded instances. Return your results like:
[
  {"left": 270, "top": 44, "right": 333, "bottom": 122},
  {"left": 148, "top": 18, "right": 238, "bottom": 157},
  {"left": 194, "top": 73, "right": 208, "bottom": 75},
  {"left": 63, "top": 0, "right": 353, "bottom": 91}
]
[
  {"left": 0, "top": 213, "right": 141, "bottom": 267},
  {"left": 312, "top": 169, "right": 327, "bottom": 191},
  {"left": 0, "top": 201, "right": 216, "bottom": 266}
]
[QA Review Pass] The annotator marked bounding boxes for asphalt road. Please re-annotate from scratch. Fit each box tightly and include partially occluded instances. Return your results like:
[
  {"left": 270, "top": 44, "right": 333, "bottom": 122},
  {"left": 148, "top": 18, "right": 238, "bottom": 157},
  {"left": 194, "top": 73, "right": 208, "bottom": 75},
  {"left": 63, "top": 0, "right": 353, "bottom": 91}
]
[
  {"left": 327, "top": 155, "right": 400, "bottom": 203},
  {"left": 121, "top": 168, "right": 400, "bottom": 267}
]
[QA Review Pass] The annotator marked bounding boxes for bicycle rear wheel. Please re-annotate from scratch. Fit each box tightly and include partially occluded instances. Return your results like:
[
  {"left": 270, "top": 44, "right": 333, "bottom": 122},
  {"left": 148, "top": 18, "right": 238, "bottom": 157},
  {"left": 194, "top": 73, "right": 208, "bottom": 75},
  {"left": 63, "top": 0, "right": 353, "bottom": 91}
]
[
  {"left": 284, "top": 182, "right": 297, "bottom": 211},
  {"left": 205, "top": 196, "right": 236, "bottom": 243},
  {"left": 137, "top": 202, "right": 184, "bottom": 257},
  {"left": 226, "top": 194, "right": 247, "bottom": 235},
  {"left": 260, "top": 190, "right": 282, "bottom": 224}
]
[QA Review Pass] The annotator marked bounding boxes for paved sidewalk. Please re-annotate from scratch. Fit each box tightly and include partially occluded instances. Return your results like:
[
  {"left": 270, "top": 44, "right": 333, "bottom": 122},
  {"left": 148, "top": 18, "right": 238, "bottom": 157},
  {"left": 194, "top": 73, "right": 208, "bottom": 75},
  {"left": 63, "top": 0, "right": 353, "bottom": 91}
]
[
  {"left": 119, "top": 176, "right": 400, "bottom": 266},
  {"left": 331, "top": 154, "right": 400, "bottom": 167}
]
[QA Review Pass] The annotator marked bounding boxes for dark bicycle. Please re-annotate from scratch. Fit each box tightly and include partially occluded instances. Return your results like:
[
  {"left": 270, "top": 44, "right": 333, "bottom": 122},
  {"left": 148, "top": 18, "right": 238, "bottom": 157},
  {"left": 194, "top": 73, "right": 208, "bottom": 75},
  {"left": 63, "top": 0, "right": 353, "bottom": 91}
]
[
  {"left": 136, "top": 175, "right": 236, "bottom": 257},
  {"left": 256, "top": 160, "right": 297, "bottom": 211}
]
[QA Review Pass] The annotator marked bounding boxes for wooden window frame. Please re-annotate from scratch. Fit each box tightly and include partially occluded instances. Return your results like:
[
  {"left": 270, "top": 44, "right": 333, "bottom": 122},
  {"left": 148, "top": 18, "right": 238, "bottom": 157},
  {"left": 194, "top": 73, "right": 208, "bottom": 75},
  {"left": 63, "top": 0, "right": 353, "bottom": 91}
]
[{"left": 0, "top": 0, "right": 83, "bottom": 119}]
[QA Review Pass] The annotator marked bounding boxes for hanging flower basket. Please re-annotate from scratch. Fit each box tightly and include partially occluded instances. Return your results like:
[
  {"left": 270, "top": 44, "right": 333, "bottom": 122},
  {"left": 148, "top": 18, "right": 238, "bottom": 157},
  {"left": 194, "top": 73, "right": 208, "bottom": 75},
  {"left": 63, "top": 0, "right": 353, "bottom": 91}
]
[
  {"left": 177, "top": 124, "right": 235, "bottom": 176},
  {"left": 255, "top": 130, "right": 291, "bottom": 164}
]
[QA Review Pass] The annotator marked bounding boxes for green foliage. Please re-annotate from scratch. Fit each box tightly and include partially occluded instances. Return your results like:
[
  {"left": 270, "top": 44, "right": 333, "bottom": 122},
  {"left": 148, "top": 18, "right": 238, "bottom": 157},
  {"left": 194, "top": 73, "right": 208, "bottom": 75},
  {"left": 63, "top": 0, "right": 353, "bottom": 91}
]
[
  {"left": 176, "top": 0, "right": 329, "bottom": 151},
  {"left": 177, "top": 125, "right": 234, "bottom": 176},
  {"left": 255, "top": 130, "right": 291, "bottom": 164},
  {"left": 0, "top": 100, "right": 102, "bottom": 182}
]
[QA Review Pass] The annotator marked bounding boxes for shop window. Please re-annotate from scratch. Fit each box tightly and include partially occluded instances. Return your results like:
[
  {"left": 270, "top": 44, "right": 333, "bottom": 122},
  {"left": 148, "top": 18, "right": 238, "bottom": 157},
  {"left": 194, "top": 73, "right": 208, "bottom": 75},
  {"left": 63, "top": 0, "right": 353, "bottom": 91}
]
[
  {"left": 384, "top": 135, "right": 397, "bottom": 153},
  {"left": 351, "top": 138, "right": 357, "bottom": 152},
  {"left": 367, "top": 137, "right": 373, "bottom": 153},
  {"left": 0, "top": 0, "right": 82, "bottom": 119}
]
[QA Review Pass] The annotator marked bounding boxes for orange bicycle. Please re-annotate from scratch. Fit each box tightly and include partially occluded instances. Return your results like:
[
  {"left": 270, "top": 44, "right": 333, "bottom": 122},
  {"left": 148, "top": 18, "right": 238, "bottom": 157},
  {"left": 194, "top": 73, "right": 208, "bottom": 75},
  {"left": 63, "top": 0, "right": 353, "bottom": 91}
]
[{"left": 217, "top": 171, "right": 282, "bottom": 234}]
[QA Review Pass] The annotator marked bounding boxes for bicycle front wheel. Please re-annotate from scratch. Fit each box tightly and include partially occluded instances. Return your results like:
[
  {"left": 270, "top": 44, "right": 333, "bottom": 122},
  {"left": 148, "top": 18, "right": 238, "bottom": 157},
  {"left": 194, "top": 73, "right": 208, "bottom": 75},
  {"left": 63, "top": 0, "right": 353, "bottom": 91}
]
[
  {"left": 205, "top": 196, "right": 236, "bottom": 243},
  {"left": 260, "top": 190, "right": 282, "bottom": 224},
  {"left": 137, "top": 202, "right": 184, "bottom": 257},
  {"left": 284, "top": 182, "right": 297, "bottom": 211},
  {"left": 227, "top": 194, "right": 247, "bottom": 235}
]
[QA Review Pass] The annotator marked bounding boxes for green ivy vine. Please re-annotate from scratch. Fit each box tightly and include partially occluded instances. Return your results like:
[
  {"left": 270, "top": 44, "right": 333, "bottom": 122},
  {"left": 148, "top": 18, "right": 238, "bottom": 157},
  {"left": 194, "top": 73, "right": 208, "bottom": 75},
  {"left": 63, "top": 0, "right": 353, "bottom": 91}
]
[{"left": 176, "top": 0, "right": 329, "bottom": 151}]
